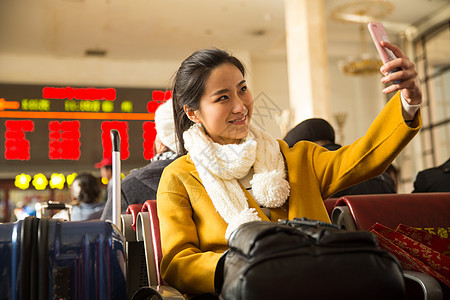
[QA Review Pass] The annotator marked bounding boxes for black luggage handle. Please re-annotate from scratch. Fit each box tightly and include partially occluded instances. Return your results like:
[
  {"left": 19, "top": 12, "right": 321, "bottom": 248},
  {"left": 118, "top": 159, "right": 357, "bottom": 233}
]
[
  {"left": 279, "top": 217, "right": 342, "bottom": 229},
  {"left": 45, "top": 203, "right": 67, "bottom": 210},
  {"left": 111, "top": 128, "right": 121, "bottom": 152}
]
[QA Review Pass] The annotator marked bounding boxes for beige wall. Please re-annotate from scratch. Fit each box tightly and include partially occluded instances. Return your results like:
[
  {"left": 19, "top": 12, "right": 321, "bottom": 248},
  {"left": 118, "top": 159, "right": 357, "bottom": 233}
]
[
  {"left": 327, "top": 57, "right": 386, "bottom": 145},
  {"left": 251, "top": 56, "right": 290, "bottom": 139},
  {"left": 0, "top": 53, "right": 180, "bottom": 89}
]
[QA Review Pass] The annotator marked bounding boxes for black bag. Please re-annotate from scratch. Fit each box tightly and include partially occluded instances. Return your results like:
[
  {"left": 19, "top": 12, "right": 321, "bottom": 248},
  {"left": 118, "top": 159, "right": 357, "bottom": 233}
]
[{"left": 217, "top": 218, "right": 405, "bottom": 300}]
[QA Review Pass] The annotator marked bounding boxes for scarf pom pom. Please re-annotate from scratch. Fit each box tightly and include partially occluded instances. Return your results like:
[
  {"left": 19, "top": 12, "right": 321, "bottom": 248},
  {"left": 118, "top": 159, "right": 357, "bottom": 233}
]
[
  {"left": 251, "top": 170, "right": 290, "bottom": 208},
  {"left": 225, "top": 208, "right": 261, "bottom": 239}
]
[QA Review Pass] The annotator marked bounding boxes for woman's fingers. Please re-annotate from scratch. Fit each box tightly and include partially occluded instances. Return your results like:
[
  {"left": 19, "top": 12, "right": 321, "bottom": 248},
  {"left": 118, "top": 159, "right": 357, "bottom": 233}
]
[
  {"left": 382, "top": 76, "right": 416, "bottom": 94},
  {"left": 381, "top": 61, "right": 416, "bottom": 83},
  {"left": 378, "top": 42, "right": 422, "bottom": 105},
  {"left": 380, "top": 41, "right": 405, "bottom": 59}
]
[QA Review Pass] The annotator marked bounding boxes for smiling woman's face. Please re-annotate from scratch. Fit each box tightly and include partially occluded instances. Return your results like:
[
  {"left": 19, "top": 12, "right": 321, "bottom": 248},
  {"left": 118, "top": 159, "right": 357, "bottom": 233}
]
[{"left": 187, "top": 63, "right": 253, "bottom": 145}]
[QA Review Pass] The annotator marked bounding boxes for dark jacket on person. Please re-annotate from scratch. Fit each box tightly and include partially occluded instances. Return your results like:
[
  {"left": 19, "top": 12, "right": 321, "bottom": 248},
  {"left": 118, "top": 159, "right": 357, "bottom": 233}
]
[
  {"left": 412, "top": 158, "right": 450, "bottom": 193},
  {"left": 101, "top": 158, "right": 176, "bottom": 221},
  {"left": 283, "top": 118, "right": 397, "bottom": 198},
  {"left": 322, "top": 143, "right": 397, "bottom": 198}
]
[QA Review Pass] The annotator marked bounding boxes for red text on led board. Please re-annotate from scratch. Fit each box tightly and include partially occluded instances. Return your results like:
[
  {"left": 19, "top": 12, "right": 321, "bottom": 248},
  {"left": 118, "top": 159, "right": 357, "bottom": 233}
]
[
  {"left": 49, "top": 121, "right": 81, "bottom": 160},
  {"left": 43, "top": 87, "right": 116, "bottom": 101},
  {"left": 5, "top": 120, "right": 35, "bottom": 160}
]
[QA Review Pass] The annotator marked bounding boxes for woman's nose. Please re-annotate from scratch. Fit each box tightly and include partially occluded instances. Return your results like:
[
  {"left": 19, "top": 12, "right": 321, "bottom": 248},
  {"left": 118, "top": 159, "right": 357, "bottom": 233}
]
[{"left": 231, "top": 96, "right": 247, "bottom": 114}]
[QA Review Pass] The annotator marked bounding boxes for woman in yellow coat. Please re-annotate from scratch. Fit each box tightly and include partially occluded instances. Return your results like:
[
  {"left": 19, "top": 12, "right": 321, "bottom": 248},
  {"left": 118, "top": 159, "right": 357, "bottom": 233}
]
[{"left": 157, "top": 42, "right": 422, "bottom": 298}]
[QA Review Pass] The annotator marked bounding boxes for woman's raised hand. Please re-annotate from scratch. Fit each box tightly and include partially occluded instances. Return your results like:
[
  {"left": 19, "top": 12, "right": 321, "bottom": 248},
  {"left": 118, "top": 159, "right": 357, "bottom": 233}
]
[{"left": 379, "top": 41, "right": 422, "bottom": 106}]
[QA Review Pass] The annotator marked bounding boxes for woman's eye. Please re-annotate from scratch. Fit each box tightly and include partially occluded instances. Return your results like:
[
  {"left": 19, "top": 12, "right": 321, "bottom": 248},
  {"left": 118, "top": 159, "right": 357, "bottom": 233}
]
[
  {"left": 240, "top": 86, "right": 247, "bottom": 92},
  {"left": 217, "top": 95, "right": 229, "bottom": 102}
]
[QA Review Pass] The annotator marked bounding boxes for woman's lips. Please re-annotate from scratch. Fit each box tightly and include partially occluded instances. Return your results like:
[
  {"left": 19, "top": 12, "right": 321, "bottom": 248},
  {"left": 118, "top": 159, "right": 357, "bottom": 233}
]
[{"left": 229, "top": 115, "right": 247, "bottom": 124}]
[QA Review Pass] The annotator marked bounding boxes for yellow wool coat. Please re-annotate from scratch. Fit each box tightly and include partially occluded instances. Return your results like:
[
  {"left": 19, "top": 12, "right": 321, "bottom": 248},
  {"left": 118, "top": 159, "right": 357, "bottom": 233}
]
[{"left": 156, "top": 92, "right": 421, "bottom": 296}]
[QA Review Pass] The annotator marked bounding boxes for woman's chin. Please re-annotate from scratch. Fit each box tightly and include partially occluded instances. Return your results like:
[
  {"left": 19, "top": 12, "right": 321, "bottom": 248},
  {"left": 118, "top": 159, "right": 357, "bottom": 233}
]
[{"left": 232, "top": 130, "right": 250, "bottom": 144}]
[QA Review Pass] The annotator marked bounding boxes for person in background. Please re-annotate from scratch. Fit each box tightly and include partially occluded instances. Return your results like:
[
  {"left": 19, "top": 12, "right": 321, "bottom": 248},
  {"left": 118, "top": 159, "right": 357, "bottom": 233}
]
[
  {"left": 386, "top": 164, "right": 399, "bottom": 192},
  {"left": 101, "top": 99, "right": 178, "bottom": 221},
  {"left": 54, "top": 173, "right": 105, "bottom": 221},
  {"left": 95, "top": 155, "right": 113, "bottom": 202},
  {"left": 283, "top": 118, "right": 397, "bottom": 197},
  {"left": 412, "top": 158, "right": 450, "bottom": 192},
  {"left": 95, "top": 156, "right": 113, "bottom": 183},
  {"left": 157, "top": 42, "right": 422, "bottom": 298}
]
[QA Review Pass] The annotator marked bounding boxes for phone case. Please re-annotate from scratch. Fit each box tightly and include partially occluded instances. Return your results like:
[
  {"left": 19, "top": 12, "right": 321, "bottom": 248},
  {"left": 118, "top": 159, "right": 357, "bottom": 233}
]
[
  {"left": 368, "top": 22, "right": 397, "bottom": 63},
  {"left": 368, "top": 22, "right": 401, "bottom": 83}
]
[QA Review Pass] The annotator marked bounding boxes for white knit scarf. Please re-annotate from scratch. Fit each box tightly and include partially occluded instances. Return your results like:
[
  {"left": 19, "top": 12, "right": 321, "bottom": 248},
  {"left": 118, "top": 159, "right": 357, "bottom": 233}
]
[{"left": 184, "top": 123, "right": 290, "bottom": 239}]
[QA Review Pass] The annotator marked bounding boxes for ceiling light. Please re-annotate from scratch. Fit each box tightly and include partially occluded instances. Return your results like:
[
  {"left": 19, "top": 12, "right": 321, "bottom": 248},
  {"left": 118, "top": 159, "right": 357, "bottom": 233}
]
[
  {"left": 338, "top": 53, "right": 382, "bottom": 76},
  {"left": 332, "top": 1, "right": 393, "bottom": 76},
  {"left": 330, "top": 0, "right": 393, "bottom": 24},
  {"left": 337, "top": 24, "right": 383, "bottom": 76}
]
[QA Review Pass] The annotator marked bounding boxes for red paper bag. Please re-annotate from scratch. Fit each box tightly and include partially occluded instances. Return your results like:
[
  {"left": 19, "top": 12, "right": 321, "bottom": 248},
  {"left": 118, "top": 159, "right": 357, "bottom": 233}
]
[
  {"left": 370, "top": 223, "right": 450, "bottom": 287},
  {"left": 396, "top": 224, "right": 450, "bottom": 258}
]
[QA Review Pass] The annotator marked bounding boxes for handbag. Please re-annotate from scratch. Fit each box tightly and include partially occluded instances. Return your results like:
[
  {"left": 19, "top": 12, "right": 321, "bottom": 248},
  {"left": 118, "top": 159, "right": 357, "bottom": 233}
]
[{"left": 216, "top": 218, "right": 405, "bottom": 300}]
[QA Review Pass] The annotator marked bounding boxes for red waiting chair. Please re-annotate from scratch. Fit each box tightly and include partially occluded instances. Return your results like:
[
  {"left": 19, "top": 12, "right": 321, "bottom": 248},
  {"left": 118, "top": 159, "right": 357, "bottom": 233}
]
[
  {"left": 121, "top": 202, "right": 183, "bottom": 299},
  {"left": 323, "top": 198, "right": 339, "bottom": 217},
  {"left": 122, "top": 204, "right": 148, "bottom": 298},
  {"left": 134, "top": 200, "right": 184, "bottom": 299},
  {"left": 330, "top": 193, "right": 450, "bottom": 300},
  {"left": 331, "top": 193, "right": 450, "bottom": 232}
]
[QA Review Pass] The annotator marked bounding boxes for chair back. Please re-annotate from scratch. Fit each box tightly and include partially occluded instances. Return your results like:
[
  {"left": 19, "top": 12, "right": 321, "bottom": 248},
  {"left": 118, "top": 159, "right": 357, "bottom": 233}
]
[
  {"left": 126, "top": 204, "right": 144, "bottom": 231},
  {"left": 323, "top": 198, "right": 338, "bottom": 217},
  {"left": 124, "top": 201, "right": 184, "bottom": 299},
  {"left": 133, "top": 200, "right": 166, "bottom": 287},
  {"left": 331, "top": 193, "right": 450, "bottom": 236},
  {"left": 140, "top": 200, "right": 164, "bottom": 286}
]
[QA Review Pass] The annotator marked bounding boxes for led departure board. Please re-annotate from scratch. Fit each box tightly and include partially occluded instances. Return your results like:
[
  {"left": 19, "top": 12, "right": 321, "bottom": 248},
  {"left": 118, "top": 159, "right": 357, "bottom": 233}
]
[{"left": 0, "top": 83, "right": 171, "bottom": 176}]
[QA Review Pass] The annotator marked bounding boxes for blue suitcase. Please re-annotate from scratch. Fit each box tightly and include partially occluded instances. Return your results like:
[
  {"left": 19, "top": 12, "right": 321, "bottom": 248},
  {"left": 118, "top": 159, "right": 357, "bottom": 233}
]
[{"left": 0, "top": 216, "right": 127, "bottom": 299}]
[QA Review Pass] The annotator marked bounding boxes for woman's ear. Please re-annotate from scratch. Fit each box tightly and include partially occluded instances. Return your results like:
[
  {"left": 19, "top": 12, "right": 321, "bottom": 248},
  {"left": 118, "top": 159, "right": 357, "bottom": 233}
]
[{"left": 184, "top": 105, "right": 200, "bottom": 123}]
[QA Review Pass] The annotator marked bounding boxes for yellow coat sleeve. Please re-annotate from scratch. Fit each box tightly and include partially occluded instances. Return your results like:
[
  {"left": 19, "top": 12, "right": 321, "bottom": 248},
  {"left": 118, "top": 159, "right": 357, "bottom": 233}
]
[{"left": 281, "top": 91, "right": 421, "bottom": 221}]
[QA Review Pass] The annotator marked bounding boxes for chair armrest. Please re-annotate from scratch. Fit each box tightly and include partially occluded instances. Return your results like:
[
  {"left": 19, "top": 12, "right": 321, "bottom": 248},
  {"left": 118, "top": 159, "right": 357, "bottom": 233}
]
[
  {"left": 136, "top": 212, "right": 159, "bottom": 287},
  {"left": 152, "top": 285, "right": 185, "bottom": 299},
  {"left": 323, "top": 198, "right": 338, "bottom": 217},
  {"left": 330, "top": 206, "right": 357, "bottom": 231},
  {"left": 120, "top": 214, "right": 136, "bottom": 242},
  {"left": 404, "top": 270, "right": 443, "bottom": 300},
  {"left": 131, "top": 286, "right": 184, "bottom": 300}
]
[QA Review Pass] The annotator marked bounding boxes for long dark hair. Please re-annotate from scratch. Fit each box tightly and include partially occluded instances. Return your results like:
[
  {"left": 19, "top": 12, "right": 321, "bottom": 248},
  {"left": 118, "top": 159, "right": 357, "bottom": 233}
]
[{"left": 171, "top": 48, "right": 246, "bottom": 155}]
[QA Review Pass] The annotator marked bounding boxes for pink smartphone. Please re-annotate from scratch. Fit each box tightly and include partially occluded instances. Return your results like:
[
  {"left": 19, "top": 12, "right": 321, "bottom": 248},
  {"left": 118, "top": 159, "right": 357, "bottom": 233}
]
[{"left": 368, "top": 22, "right": 401, "bottom": 83}]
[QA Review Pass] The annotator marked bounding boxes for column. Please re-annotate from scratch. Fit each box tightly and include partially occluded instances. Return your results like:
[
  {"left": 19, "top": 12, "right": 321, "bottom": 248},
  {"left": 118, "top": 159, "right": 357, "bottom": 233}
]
[{"left": 284, "top": 0, "right": 330, "bottom": 126}]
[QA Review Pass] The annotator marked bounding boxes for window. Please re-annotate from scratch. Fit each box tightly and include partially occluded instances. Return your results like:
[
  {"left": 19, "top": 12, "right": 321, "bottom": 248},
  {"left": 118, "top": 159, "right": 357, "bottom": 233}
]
[
  {"left": 415, "top": 22, "right": 450, "bottom": 168},
  {"left": 396, "top": 21, "right": 449, "bottom": 193}
]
